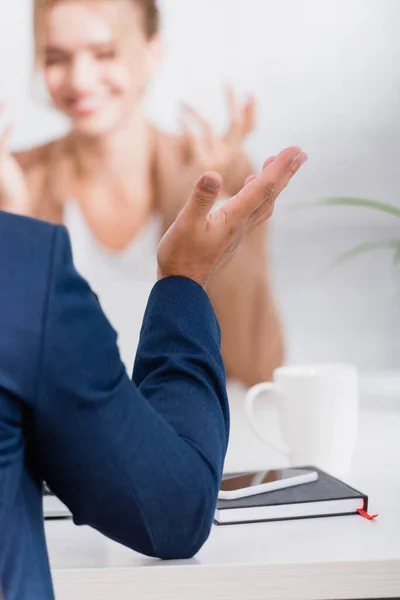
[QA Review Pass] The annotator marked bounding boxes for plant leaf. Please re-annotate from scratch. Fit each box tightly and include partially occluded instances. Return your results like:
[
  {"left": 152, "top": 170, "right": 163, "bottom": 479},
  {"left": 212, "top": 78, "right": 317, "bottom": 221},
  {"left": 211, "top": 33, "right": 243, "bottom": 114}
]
[
  {"left": 292, "top": 197, "right": 400, "bottom": 218},
  {"left": 393, "top": 246, "right": 400, "bottom": 266},
  {"left": 322, "top": 239, "right": 400, "bottom": 274}
]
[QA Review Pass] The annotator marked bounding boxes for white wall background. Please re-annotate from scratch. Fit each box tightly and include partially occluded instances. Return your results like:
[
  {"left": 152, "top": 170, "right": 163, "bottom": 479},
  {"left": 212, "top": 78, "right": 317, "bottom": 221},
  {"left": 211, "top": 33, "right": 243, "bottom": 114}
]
[{"left": 1, "top": 0, "right": 399, "bottom": 372}]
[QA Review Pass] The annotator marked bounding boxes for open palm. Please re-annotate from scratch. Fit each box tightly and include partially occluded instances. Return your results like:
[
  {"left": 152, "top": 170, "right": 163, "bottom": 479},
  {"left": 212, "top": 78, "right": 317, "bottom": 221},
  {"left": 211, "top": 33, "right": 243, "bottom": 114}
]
[{"left": 158, "top": 146, "right": 308, "bottom": 288}]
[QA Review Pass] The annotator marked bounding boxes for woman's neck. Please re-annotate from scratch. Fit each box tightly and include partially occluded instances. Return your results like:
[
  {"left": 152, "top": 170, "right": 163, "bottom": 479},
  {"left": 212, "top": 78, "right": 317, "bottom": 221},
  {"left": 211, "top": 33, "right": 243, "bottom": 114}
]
[{"left": 69, "top": 108, "right": 152, "bottom": 176}]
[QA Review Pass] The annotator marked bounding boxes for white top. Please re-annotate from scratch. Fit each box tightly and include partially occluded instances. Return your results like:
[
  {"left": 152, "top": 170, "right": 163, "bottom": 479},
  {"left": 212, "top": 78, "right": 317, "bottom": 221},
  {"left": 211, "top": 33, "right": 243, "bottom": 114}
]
[
  {"left": 64, "top": 202, "right": 160, "bottom": 285},
  {"left": 47, "top": 406, "right": 400, "bottom": 600},
  {"left": 64, "top": 202, "right": 160, "bottom": 371}
]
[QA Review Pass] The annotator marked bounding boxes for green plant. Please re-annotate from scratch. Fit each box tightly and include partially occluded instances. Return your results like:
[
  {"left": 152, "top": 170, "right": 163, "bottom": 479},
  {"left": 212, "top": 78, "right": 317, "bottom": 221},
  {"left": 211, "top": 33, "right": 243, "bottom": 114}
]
[{"left": 294, "top": 197, "right": 400, "bottom": 269}]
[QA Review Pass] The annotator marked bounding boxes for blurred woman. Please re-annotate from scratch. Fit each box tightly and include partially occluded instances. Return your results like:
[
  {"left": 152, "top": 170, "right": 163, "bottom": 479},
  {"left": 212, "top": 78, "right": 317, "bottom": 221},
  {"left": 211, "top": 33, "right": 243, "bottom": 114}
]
[{"left": 0, "top": 0, "right": 283, "bottom": 386}]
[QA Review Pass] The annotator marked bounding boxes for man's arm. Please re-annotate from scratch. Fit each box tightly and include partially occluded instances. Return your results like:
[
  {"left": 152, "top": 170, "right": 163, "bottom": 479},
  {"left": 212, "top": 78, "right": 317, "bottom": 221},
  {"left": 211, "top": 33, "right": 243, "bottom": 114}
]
[{"left": 33, "top": 227, "right": 229, "bottom": 559}]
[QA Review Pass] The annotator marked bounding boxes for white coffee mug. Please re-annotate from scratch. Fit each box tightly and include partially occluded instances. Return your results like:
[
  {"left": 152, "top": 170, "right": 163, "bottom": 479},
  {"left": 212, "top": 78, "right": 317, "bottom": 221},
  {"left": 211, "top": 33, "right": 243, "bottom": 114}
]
[{"left": 245, "top": 363, "right": 359, "bottom": 476}]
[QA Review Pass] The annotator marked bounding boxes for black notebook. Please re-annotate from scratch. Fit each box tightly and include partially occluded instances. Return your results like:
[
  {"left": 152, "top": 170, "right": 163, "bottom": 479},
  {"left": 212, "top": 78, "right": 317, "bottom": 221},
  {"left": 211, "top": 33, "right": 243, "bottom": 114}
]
[{"left": 214, "top": 467, "right": 368, "bottom": 525}]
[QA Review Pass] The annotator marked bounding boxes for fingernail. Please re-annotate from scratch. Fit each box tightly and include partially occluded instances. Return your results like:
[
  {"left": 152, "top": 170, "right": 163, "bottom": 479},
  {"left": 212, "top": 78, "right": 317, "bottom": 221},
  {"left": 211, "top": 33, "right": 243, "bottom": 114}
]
[
  {"left": 201, "top": 175, "right": 220, "bottom": 191},
  {"left": 298, "top": 153, "right": 308, "bottom": 166},
  {"left": 292, "top": 152, "right": 308, "bottom": 168}
]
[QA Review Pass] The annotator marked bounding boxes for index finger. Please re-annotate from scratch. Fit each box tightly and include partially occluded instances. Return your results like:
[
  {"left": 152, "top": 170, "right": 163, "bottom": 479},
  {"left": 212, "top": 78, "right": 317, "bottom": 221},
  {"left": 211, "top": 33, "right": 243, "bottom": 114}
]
[
  {"left": 225, "top": 87, "right": 244, "bottom": 144},
  {"left": 182, "top": 104, "right": 215, "bottom": 145},
  {"left": 222, "top": 146, "right": 306, "bottom": 225},
  {"left": 242, "top": 95, "right": 256, "bottom": 137}
]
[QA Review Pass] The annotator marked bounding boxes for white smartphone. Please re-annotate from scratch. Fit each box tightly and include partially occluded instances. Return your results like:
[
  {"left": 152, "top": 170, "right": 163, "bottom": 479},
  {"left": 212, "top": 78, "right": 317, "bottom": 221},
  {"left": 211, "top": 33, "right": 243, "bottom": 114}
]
[{"left": 218, "top": 468, "right": 318, "bottom": 500}]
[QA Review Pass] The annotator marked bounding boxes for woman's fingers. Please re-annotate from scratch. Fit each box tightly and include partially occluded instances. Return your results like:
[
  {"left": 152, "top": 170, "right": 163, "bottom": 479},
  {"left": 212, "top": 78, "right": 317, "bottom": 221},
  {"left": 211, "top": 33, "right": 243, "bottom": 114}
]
[
  {"left": 222, "top": 146, "right": 307, "bottom": 228},
  {"left": 0, "top": 101, "right": 11, "bottom": 150},
  {"left": 182, "top": 103, "right": 216, "bottom": 146},
  {"left": 225, "top": 87, "right": 243, "bottom": 144},
  {"left": 180, "top": 114, "right": 206, "bottom": 163},
  {"left": 242, "top": 95, "right": 256, "bottom": 137},
  {"left": 0, "top": 124, "right": 13, "bottom": 157},
  {"left": 225, "top": 88, "right": 256, "bottom": 143}
]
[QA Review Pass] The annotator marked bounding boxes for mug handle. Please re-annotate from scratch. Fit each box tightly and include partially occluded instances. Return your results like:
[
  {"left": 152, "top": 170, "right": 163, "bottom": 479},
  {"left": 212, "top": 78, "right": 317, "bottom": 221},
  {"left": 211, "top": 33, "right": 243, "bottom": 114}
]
[{"left": 244, "top": 382, "right": 290, "bottom": 457}]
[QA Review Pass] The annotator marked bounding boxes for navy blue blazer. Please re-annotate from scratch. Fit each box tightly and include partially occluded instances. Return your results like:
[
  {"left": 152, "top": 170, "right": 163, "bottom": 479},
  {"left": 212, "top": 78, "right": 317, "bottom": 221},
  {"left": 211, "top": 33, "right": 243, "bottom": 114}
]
[{"left": 0, "top": 212, "right": 229, "bottom": 600}]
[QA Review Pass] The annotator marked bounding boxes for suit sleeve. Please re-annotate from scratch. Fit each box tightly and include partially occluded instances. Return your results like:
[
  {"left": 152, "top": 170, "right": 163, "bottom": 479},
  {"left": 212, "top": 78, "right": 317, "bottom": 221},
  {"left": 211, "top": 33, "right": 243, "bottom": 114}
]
[{"left": 33, "top": 226, "right": 229, "bottom": 559}]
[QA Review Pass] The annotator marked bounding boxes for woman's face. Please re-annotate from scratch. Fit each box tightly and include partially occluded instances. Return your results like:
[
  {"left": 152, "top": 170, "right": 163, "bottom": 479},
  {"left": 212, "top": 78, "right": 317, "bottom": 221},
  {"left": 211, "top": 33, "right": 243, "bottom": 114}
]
[{"left": 43, "top": 0, "right": 161, "bottom": 136}]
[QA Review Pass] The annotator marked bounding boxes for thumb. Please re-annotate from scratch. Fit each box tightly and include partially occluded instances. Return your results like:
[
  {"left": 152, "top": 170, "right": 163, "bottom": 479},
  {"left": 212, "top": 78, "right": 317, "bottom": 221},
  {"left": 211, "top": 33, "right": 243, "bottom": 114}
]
[{"left": 183, "top": 171, "right": 222, "bottom": 220}]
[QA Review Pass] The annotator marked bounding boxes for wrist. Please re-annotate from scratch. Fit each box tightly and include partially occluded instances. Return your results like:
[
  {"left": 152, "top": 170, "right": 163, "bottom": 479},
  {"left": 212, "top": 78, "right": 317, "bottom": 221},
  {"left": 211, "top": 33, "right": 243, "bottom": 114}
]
[{"left": 157, "top": 269, "right": 208, "bottom": 290}]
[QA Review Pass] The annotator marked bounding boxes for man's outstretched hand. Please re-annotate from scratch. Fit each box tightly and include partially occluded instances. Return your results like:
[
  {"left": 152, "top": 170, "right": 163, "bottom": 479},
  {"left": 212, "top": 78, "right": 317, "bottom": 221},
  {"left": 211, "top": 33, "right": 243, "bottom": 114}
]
[{"left": 157, "top": 146, "right": 307, "bottom": 289}]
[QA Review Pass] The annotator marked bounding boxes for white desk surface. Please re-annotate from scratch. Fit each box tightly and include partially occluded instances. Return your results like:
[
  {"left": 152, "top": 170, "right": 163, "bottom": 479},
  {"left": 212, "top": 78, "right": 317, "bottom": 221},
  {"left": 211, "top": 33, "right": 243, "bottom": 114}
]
[{"left": 48, "top": 400, "right": 400, "bottom": 600}]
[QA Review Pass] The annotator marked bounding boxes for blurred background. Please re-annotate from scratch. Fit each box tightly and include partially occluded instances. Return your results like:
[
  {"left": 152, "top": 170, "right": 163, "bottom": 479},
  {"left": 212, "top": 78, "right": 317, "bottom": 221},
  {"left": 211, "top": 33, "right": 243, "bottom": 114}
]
[{"left": 1, "top": 0, "right": 399, "bottom": 377}]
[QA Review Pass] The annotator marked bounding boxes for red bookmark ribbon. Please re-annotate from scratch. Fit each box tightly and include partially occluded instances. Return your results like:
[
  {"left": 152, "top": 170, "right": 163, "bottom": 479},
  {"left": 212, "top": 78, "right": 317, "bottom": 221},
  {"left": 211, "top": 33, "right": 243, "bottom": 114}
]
[{"left": 357, "top": 508, "right": 379, "bottom": 520}]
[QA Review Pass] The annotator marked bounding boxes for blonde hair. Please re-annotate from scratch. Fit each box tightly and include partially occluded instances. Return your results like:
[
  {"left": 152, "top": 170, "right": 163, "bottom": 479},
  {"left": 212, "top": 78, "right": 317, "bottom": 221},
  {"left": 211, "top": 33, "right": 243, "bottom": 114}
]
[{"left": 34, "top": 0, "right": 160, "bottom": 66}]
